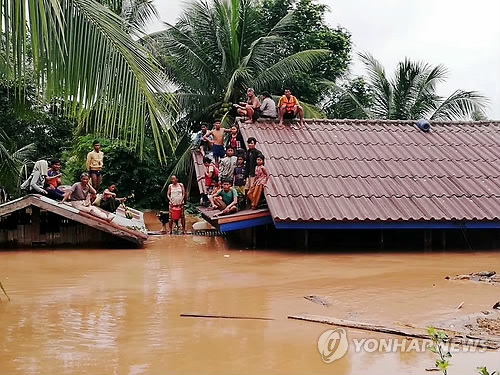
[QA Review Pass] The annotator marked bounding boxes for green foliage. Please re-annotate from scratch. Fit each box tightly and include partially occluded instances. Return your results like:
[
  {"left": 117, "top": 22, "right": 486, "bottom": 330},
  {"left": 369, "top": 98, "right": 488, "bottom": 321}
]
[
  {"left": 350, "top": 52, "right": 488, "bottom": 120},
  {"left": 426, "top": 326, "right": 451, "bottom": 375},
  {"left": 477, "top": 367, "right": 498, "bottom": 375},
  {"left": 256, "top": 0, "right": 352, "bottom": 104},
  {"left": 147, "top": 0, "right": 329, "bottom": 130},
  {"left": 61, "top": 135, "right": 171, "bottom": 209},
  {"left": 0, "top": 0, "right": 177, "bottom": 158},
  {"left": 0, "top": 84, "right": 74, "bottom": 161},
  {"left": 324, "top": 77, "right": 373, "bottom": 119}
]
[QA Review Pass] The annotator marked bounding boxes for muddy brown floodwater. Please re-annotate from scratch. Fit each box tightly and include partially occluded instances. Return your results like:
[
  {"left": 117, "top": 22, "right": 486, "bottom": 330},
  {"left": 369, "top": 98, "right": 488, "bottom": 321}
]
[{"left": 1, "top": 213, "right": 499, "bottom": 374}]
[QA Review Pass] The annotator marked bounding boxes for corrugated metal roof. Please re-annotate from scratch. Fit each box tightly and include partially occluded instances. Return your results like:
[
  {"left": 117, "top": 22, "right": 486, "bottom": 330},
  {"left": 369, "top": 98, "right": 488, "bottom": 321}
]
[{"left": 239, "top": 119, "right": 500, "bottom": 222}]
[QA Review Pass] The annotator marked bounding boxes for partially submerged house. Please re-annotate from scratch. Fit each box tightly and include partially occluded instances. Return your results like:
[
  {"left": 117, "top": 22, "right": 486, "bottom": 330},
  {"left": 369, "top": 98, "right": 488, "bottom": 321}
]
[
  {"left": 0, "top": 195, "right": 148, "bottom": 248},
  {"left": 193, "top": 119, "right": 500, "bottom": 249}
]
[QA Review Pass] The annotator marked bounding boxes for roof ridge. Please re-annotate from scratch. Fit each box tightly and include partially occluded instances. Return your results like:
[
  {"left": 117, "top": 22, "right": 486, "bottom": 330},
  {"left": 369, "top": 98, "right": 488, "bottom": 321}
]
[
  {"left": 269, "top": 173, "right": 500, "bottom": 179},
  {"left": 261, "top": 140, "right": 499, "bottom": 147},
  {"left": 267, "top": 156, "right": 499, "bottom": 162},
  {"left": 265, "top": 193, "right": 500, "bottom": 199}
]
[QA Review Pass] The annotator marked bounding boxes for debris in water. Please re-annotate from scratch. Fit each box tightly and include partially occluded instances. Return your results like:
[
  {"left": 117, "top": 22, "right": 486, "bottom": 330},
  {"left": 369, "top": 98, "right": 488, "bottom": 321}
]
[
  {"left": 304, "top": 295, "right": 331, "bottom": 307},
  {"left": 224, "top": 254, "right": 230, "bottom": 258},
  {"left": 445, "top": 271, "right": 499, "bottom": 283},
  {"left": 180, "top": 313, "right": 273, "bottom": 321},
  {"left": 456, "top": 301, "right": 464, "bottom": 309},
  {"left": 493, "top": 301, "right": 500, "bottom": 310}
]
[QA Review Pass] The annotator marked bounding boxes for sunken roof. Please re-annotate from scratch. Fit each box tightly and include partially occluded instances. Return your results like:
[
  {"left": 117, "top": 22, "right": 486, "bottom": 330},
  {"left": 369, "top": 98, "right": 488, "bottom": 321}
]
[{"left": 239, "top": 119, "right": 500, "bottom": 222}]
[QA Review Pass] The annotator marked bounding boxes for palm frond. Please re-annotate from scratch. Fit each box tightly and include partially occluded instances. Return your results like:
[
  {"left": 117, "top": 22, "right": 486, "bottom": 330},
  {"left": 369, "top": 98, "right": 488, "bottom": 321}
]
[
  {"left": 253, "top": 49, "right": 330, "bottom": 90},
  {"left": 301, "top": 101, "right": 325, "bottom": 119},
  {"left": 321, "top": 79, "right": 373, "bottom": 119},
  {"left": 430, "top": 90, "right": 489, "bottom": 121},
  {"left": 358, "top": 52, "right": 392, "bottom": 118},
  {"left": 1, "top": 0, "right": 177, "bottom": 158}
]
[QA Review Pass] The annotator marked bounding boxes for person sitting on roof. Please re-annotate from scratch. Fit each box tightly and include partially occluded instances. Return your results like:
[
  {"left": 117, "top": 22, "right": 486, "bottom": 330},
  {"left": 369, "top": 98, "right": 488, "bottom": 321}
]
[
  {"left": 60, "top": 172, "right": 113, "bottom": 222},
  {"left": 210, "top": 179, "right": 238, "bottom": 217},
  {"left": 45, "top": 159, "right": 64, "bottom": 201},
  {"left": 20, "top": 160, "right": 49, "bottom": 196},
  {"left": 225, "top": 125, "right": 246, "bottom": 156},
  {"left": 259, "top": 91, "right": 277, "bottom": 120},
  {"left": 278, "top": 87, "right": 304, "bottom": 126},
  {"left": 100, "top": 182, "right": 127, "bottom": 213},
  {"left": 193, "top": 123, "right": 212, "bottom": 156},
  {"left": 247, "top": 154, "right": 269, "bottom": 210},
  {"left": 233, "top": 88, "right": 261, "bottom": 123}
]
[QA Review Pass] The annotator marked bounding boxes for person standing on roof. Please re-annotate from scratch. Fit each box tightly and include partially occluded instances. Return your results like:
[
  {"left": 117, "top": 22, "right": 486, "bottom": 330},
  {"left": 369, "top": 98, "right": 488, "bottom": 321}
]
[
  {"left": 86, "top": 140, "right": 104, "bottom": 191},
  {"left": 259, "top": 91, "right": 277, "bottom": 120},
  {"left": 233, "top": 88, "right": 261, "bottom": 123},
  {"left": 218, "top": 146, "right": 238, "bottom": 184},
  {"left": 278, "top": 88, "right": 304, "bottom": 126},
  {"left": 203, "top": 119, "right": 227, "bottom": 165},
  {"left": 197, "top": 156, "right": 219, "bottom": 205},
  {"left": 193, "top": 123, "right": 212, "bottom": 156},
  {"left": 244, "top": 137, "right": 261, "bottom": 191},
  {"left": 225, "top": 125, "right": 246, "bottom": 156},
  {"left": 247, "top": 154, "right": 269, "bottom": 209}
]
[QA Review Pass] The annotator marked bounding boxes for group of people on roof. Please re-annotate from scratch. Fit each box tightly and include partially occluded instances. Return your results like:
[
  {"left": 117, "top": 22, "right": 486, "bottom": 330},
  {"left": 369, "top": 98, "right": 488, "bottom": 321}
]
[
  {"left": 21, "top": 140, "right": 127, "bottom": 223},
  {"left": 190, "top": 118, "right": 269, "bottom": 216},
  {"left": 230, "top": 88, "right": 304, "bottom": 125}
]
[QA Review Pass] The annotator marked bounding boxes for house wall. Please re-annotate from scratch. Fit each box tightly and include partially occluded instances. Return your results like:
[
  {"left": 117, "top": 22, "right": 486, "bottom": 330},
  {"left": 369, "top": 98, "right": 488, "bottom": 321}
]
[
  {"left": 0, "top": 207, "right": 133, "bottom": 248},
  {"left": 226, "top": 225, "right": 500, "bottom": 251}
]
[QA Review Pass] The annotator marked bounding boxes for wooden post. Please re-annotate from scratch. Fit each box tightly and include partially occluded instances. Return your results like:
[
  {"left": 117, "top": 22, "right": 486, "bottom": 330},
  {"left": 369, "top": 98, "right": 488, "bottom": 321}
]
[
  {"left": 31, "top": 206, "right": 40, "bottom": 245},
  {"left": 424, "top": 229, "right": 432, "bottom": 250},
  {"left": 252, "top": 227, "right": 257, "bottom": 249},
  {"left": 304, "top": 229, "right": 309, "bottom": 251}
]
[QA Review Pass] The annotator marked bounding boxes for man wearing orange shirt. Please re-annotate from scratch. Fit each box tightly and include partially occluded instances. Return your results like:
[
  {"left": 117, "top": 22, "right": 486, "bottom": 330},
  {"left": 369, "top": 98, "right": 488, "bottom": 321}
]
[{"left": 277, "top": 88, "right": 304, "bottom": 126}]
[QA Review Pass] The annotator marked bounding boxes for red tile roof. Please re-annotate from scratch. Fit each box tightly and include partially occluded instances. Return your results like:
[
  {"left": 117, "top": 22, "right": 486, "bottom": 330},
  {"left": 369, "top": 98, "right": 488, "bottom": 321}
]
[{"left": 239, "top": 119, "right": 500, "bottom": 222}]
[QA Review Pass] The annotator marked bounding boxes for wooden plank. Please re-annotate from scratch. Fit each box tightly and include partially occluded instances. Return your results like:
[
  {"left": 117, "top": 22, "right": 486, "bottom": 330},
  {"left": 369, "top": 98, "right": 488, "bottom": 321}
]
[
  {"left": 0, "top": 196, "right": 34, "bottom": 217},
  {"left": 288, "top": 313, "right": 500, "bottom": 349},
  {"left": 180, "top": 313, "right": 274, "bottom": 321},
  {"left": 31, "top": 206, "right": 40, "bottom": 244}
]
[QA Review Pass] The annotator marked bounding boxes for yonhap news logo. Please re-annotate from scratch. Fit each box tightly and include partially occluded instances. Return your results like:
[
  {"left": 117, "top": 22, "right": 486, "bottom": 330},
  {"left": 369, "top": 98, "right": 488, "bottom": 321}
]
[
  {"left": 317, "top": 328, "right": 349, "bottom": 363},
  {"left": 317, "top": 329, "right": 488, "bottom": 363}
]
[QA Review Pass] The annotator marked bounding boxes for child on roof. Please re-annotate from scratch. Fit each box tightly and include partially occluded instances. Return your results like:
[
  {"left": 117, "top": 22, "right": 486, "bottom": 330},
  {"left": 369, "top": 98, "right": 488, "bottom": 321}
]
[{"left": 247, "top": 154, "right": 269, "bottom": 210}]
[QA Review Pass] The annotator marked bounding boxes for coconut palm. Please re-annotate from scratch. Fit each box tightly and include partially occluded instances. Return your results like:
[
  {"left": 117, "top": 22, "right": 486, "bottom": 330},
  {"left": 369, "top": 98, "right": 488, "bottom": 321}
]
[
  {"left": 147, "top": 0, "right": 329, "bottom": 123},
  {"left": 0, "top": 130, "right": 36, "bottom": 202},
  {"left": 350, "top": 52, "right": 488, "bottom": 120},
  {"left": 0, "top": 0, "right": 177, "bottom": 158}
]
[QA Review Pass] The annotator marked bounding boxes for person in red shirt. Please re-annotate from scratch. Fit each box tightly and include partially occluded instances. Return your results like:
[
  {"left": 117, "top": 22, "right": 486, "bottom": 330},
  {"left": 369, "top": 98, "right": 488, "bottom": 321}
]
[{"left": 278, "top": 88, "right": 304, "bottom": 126}]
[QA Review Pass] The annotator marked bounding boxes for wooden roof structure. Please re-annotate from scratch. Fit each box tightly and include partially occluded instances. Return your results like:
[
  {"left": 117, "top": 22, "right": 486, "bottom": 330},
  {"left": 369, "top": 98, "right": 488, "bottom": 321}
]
[{"left": 0, "top": 195, "right": 148, "bottom": 246}]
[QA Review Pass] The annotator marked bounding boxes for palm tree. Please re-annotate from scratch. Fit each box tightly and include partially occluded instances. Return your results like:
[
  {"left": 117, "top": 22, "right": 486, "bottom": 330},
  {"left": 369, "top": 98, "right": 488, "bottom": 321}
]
[
  {"left": 146, "top": 0, "right": 329, "bottom": 124},
  {"left": 0, "top": 130, "right": 36, "bottom": 202},
  {"left": 336, "top": 52, "right": 488, "bottom": 121},
  {"left": 0, "top": 0, "right": 177, "bottom": 158}
]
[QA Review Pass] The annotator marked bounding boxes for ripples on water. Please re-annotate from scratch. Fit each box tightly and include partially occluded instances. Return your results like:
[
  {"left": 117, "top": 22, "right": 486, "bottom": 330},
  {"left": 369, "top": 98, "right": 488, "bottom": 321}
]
[{"left": 0, "top": 224, "right": 499, "bottom": 374}]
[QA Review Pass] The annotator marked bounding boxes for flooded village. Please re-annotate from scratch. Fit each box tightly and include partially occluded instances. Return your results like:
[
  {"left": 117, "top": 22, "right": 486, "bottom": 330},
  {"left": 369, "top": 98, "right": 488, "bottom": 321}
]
[{"left": 1, "top": 0, "right": 499, "bottom": 374}]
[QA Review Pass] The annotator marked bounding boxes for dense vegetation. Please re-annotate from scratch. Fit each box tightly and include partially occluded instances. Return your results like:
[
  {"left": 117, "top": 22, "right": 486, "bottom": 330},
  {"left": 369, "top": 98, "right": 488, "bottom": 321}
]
[{"left": 0, "top": 0, "right": 489, "bottom": 208}]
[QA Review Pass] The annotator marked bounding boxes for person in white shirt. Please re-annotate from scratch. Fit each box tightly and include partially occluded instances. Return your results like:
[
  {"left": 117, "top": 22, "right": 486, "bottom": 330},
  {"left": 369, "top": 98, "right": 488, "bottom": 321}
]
[
  {"left": 167, "top": 175, "right": 186, "bottom": 234},
  {"left": 259, "top": 91, "right": 277, "bottom": 119}
]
